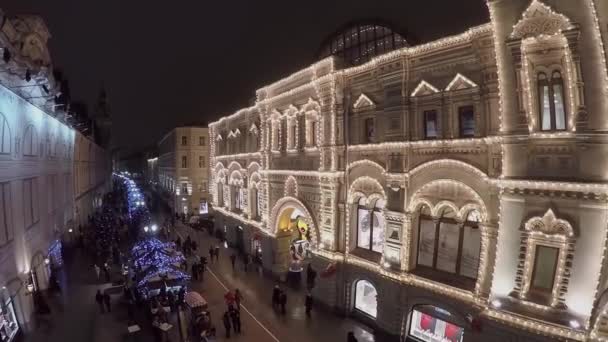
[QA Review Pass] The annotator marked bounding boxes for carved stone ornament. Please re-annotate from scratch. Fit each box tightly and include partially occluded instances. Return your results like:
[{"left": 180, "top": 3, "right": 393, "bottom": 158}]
[
  {"left": 524, "top": 209, "right": 573, "bottom": 237},
  {"left": 511, "top": 0, "right": 573, "bottom": 39}
]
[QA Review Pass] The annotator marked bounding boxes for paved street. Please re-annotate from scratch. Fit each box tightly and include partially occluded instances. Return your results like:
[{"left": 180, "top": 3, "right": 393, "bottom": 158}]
[{"left": 172, "top": 221, "right": 378, "bottom": 342}]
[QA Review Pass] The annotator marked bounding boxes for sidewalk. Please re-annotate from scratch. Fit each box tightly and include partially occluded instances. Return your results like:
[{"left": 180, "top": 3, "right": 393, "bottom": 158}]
[{"left": 173, "top": 221, "right": 379, "bottom": 342}]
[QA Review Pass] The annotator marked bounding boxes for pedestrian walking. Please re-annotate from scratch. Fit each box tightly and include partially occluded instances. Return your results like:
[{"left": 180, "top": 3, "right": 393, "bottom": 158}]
[
  {"left": 347, "top": 331, "right": 358, "bottom": 342},
  {"left": 95, "top": 290, "right": 104, "bottom": 313},
  {"left": 224, "top": 290, "right": 235, "bottom": 311},
  {"left": 230, "top": 307, "right": 241, "bottom": 334},
  {"left": 243, "top": 254, "right": 251, "bottom": 272},
  {"left": 230, "top": 253, "right": 236, "bottom": 270},
  {"left": 305, "top": 292, "right": 313, "bottom": 317},
  {"left": 215, "top": 245, "right": 220, "bottom": 262},
  {"left": 272, "top": 285, "right": 280, "bottom": 309},
  {"left": 279, "top": 291, "right": 287, "bottom": 315},
  {"left": 306, "top": 263, "right": 317, "bottom": 290},
  {"left": 209, "top": 246, "right": 214, "bottom": 263},
  {"left": 103, "top": 263, "right": 111, "bottom": 282},
  {"left": 222, "top": 311, "right": 232, "bottom": 338},
  {"left": 234, "top": 289, "right": 242, "bottom": 311},
  {"left": 192, "top": 262, "right": 199, "bottom": 281},
  {"left": 94, "top": 264, "right": 100, "bottom": 280},
  {"left": 103, "top": 291, "right": 111, "bottom": 312}
]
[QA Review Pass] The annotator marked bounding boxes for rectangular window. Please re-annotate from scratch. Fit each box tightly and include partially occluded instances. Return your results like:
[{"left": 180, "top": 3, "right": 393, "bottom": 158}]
[
  {"left": 417, "top": 218, "right": 436, "bottom": 267},
  {"left": 371, "top": 211, "right": 384, "bottom": 253},
  {"left": 199, "top": 136, "right": 206, "bottom": 146},
  {"left": 364, "top": 118, "right": 375, "bottom": 143},
  {"left": 531, "top": 245, "right": 559, "bottom": 291},
  {"left": 181, "top": 136, "right": 188, "bottom": 146},
  {"left": 201, "top": 181, "right": 207, "bottom": 192},
  {"left": 198, "top": 156, "right": 205, "bottom": 168},
  {"left": 181, "top": 156, "right": 187, "bottom": 168},
  {"left": 458, "top": 106, "right": 475, "bottom": 137},
  {"left": 424, "top": 110, "right": 438, "bottom": 139},
  {"left": 460, "top": 226, "right": 481, "bottom": 278}
]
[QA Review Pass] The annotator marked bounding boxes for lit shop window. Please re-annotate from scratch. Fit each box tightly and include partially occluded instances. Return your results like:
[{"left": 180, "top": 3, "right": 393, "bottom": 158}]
[
  {"left": 409, "top": 309, "right": 464, "bottom": 342},
  {"left": 417, "top": 206, "right": 481, "bottom": 279},
  {"left": 354, "top": 280, "right": 377, "bottom": 318},
  {"left": 356, "top": 198, "right": 385, "bottom": 253},
  {"left": 538, "top": 71, "right": 566, "bottom": 131}
]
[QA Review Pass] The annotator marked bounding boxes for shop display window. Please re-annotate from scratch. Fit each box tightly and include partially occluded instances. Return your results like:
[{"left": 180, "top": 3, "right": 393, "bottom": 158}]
[
  {"left": 409, "top": 309, "right": 463, "bottom": 342},
  {"left": 354, "top": 280, "right": 377, "bottom": 318},
  {"left": 0, "top": 300, "right": 18, "bottom": 342}
]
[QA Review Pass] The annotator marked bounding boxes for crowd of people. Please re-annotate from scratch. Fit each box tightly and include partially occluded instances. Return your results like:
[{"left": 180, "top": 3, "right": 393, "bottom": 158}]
[{"left": 81, "top": 177, "right": 364, "bottom": 342}]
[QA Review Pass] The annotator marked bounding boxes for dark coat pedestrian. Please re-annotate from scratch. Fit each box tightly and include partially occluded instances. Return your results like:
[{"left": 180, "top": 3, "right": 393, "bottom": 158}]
[
  {"left": 230, "top": 254, "right": 237, "bottom": 270},
  {"left": 230, "top": 308, "right": 241, "bottom": 333},
  {"left": 95, "top": 290, "right": 104, "bottom": 313},
  {"left": 222, "top": 311, "right": 232, "bottom": 338},
  {"left": 103, "top": 265, "right": 111, "bottom": 282},
  {"left": 103, "top": 292, "right": 111, "bottom": 312},
  {"left": 215, "top": 245, "right": 220, "bottom": 261},
  {"left": 209, "top": 247, "right": 214, "bottom": 262},
  {"left": 272, "top": 286, "right": 280, "bottom": 308},
  {"left": 305, "top": 293, "right": 313, "bottom": 317},
  {"left": 279, "top": 291, "right": 287, "bottom": 315},
  {"left": 192, "top": 262, "right": 199, "bottom": 281},
  {"left": 234, "top": 289, "right": 242, "bottom": 311},
  {"left": 347, "top": 332, "right": 358, "bottom": 342}
]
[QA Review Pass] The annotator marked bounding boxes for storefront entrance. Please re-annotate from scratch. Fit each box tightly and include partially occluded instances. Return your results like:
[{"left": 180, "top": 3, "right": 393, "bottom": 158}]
[{"left": 275, "top": 207, "right": 312, "bottom": 274}]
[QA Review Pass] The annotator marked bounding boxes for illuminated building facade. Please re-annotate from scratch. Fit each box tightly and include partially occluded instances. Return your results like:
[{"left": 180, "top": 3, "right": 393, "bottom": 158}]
[
  {"left": 158, "top": 126, "right": 210, "bottom": 215},
  {"left": 210, "top": 1, "right": 608, "bottom": 341},
  {"left": 0, "top": 9, "right": 110, "bottom": 337}
]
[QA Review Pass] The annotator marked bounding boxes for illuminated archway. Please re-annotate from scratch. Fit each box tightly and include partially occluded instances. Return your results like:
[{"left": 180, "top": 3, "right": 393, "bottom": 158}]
[{"left": 269, "top": 197, "right": 319, "bottom": 273}]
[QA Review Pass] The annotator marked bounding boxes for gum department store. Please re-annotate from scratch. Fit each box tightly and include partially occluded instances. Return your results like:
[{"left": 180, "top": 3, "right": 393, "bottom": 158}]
[{"left": 206, "top": 1, "right": 608, "bottom": 341}]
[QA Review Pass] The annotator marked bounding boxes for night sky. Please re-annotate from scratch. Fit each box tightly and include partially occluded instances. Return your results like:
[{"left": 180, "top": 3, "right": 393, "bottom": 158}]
[{"left": 2, "top": 0, "right": 488, "bottom": 151}]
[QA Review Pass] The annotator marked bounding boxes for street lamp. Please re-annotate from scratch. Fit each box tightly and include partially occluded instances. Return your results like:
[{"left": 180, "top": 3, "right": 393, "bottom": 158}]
[
  {"left": 151, "top": 224, "right": 158, "bottom": 232},
  {"left": 143, "top": 226, "right": 149, "bottom": 233}
]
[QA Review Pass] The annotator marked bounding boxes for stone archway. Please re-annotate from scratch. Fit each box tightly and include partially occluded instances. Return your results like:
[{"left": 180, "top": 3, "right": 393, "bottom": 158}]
[{"left": 269, "top": 197, "right": 319, "bottom": 275}]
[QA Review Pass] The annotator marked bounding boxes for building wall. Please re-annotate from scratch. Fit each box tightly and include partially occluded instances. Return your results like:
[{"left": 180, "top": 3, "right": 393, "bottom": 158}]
[
  {"left": 209, "top": 1, "right": 608, "bottom": 341},
  {"left": 0, "top": 82, "right": 109, "bottom": 332},
  {"left": 158, "top": 127, "right": 210, "bottom": 215}
]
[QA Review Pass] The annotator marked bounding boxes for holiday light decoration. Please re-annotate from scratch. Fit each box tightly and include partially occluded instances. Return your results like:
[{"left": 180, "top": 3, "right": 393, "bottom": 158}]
[
  {"left": 353, "top": 93, "right": 375, "bottom": 109},
  {"left": 205, "top": 5, "right": 608, "bottom": 340},
  {"left": 444, "top": 73, "right": 479, "bottom": 91}
]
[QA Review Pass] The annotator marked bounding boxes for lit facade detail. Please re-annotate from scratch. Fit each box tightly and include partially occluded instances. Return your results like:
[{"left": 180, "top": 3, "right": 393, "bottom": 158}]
[{"left": 209, "top": 2, "right": 608, "bottom": 341}]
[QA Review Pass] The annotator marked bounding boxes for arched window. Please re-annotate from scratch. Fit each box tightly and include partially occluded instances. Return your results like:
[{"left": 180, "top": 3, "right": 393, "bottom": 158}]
[
  {"left": 22, "top": 125, "right": 37, "bottom": 156},
  {"left": 354, "top": 279, "right": 378, "bottom": 318},
  {"left": 287, "top": 119, "right": 297, "bottom": 150},
  {"left": 249, "top": 185, "right": 262, "bottom": 219},
  {"left": 416, "top": 206, "right": 481, "bottom": 279},
  {"left": 356, "top": 198, "right": 385, "bottom": 253},
  {"left": 538, "top": 71, "right": 566, "bottom": 131}
]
